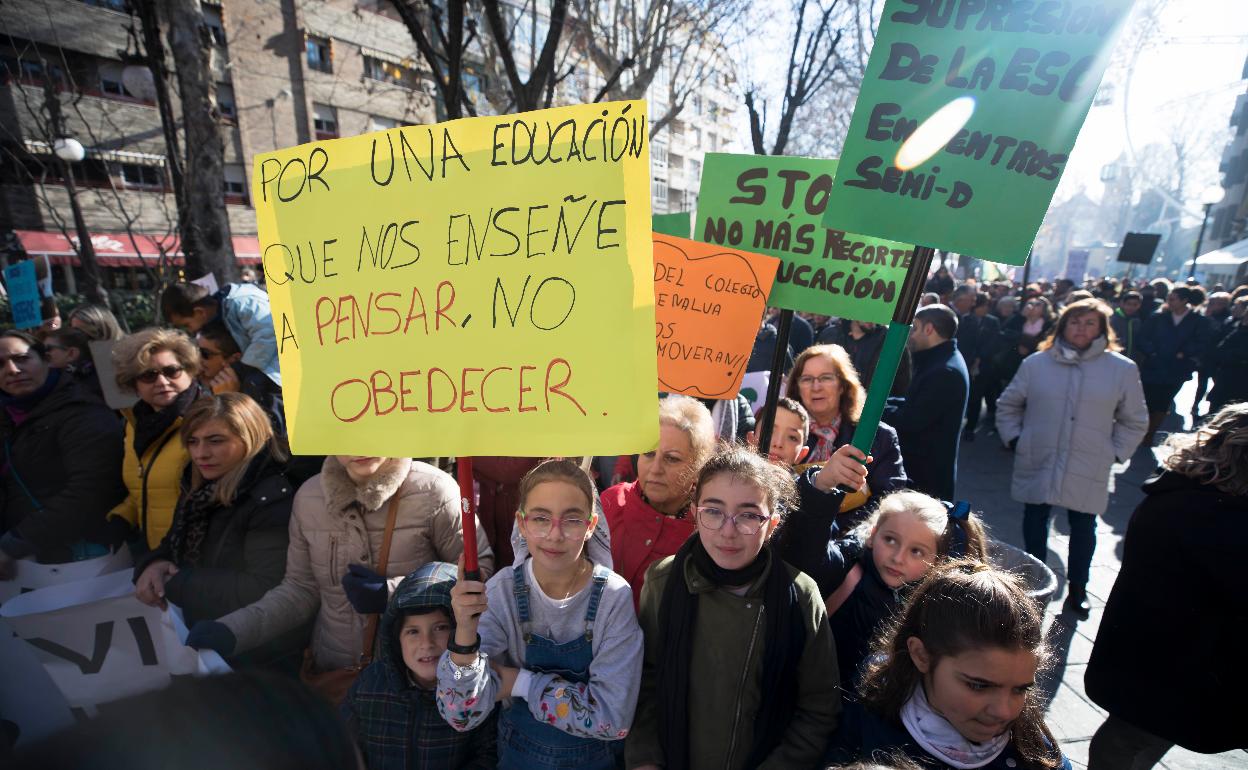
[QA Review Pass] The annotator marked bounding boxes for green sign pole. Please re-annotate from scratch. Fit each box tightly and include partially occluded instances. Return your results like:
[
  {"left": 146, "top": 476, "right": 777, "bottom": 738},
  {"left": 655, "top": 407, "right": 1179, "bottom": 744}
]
[{"left": 838, "top": 244, "right": 935, "bottom": 492}]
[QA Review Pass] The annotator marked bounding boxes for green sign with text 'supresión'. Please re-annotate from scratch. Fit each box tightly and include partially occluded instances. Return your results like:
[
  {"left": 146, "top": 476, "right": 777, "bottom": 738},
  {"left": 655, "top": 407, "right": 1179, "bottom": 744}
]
[{"left": 824, "top": 0, "right": 1136, "bottom": 265}]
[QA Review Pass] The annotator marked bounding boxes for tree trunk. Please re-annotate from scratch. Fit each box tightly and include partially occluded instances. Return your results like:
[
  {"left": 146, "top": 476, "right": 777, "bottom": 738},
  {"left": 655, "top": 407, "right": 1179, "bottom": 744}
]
[
  {"left": 133, "top": 0, "right": 196, "bottom": 267},
  {"left": 60, "top": 167, "right": 108, "bottom": 307},
  {"left": 166, "top": 0, "right": 236, "bottom": 284},
  {"left": 41, "top": 78, "right": 107, "bottom": 305}
]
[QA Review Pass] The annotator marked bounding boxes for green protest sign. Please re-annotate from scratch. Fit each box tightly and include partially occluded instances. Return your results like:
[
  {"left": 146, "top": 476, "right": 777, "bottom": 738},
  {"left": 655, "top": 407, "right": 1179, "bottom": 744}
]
[
  {"left": 697, "top": 153, "right": 912, "bottom": 324},
  {"left": 823, "top": 0, "right": 1135, "bottom": 265},
  {"left": 652, "top": 212, "right": 691, "bottom": 238}
]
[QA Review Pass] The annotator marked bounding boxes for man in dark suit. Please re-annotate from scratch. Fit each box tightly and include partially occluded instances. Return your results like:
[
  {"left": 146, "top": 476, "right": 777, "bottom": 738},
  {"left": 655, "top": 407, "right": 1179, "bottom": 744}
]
[{"left": 884, "top": 305, "right": 970, "bottom": 501}]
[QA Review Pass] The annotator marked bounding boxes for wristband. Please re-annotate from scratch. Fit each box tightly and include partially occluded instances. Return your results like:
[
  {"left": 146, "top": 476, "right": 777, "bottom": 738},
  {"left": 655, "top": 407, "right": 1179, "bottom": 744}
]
[{"left": 447, "top": 632, "right": 481, "bottom": 655}]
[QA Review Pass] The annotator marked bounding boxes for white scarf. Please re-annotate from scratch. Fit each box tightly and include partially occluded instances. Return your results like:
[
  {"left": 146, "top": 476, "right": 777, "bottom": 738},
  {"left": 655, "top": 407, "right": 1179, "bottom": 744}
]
[{"left": 900, "top": 684, "right": 1012, "bottom": 769}]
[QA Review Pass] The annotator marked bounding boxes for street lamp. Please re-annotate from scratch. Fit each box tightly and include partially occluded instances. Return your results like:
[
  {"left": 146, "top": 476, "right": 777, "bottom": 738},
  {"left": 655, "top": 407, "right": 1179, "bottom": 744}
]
[
  {"left": 52, "top": 136, "right": 85, "bottom": 163},
  {"left": 1188, "top": 185, "right": 1226, "bottom": 280},
  {"left": 39, "top": 62, "right": 106, "bottom": 304}
]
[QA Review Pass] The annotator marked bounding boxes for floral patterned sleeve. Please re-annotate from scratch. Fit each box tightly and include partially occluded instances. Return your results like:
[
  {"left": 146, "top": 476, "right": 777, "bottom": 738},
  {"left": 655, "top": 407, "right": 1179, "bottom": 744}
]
[
  {"left": 518, "top": 586, "right": 644, "bottom": 741},
  {"left": 435, "top": 582, "right": 512, "bottom": 732}
]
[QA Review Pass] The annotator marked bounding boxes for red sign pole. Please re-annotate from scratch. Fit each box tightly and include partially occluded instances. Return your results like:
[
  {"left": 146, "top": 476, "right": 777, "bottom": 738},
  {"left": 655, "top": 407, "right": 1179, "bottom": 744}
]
[{"left": 456, "top": 457, "right": 480, "bottom": 581}]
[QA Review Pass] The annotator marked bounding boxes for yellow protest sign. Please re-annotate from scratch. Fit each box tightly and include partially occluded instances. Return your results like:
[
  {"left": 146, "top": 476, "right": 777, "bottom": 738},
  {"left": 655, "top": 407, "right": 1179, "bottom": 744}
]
[{"left": 253, "top": 101, "right": 658, "bottom": 457}]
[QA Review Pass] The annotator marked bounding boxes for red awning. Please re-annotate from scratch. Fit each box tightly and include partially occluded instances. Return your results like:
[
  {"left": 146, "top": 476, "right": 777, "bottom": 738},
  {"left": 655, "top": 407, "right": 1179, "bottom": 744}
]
[{"left": 13, "top": 230, "right": 261, "bottom": 267}]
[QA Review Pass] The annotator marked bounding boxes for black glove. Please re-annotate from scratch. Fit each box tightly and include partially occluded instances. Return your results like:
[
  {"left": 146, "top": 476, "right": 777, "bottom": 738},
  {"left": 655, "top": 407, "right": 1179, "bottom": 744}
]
[
  {"left": 185, "top": 620, "right": 237, "bottom": 656},
  {"left": 342, "top": 563, "right": 388, "bottom": 615}
]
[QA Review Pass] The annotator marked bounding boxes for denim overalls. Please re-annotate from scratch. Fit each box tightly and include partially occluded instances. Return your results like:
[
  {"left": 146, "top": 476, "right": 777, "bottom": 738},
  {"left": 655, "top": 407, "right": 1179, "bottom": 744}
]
[{"left": 497, "top": 562, "right": 620, "bottom": 770}]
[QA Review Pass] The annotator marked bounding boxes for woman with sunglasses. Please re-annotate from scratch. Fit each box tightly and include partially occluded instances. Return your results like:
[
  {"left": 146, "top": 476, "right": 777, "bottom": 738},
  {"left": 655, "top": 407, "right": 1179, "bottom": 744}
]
[
  {"left": 626, "top": 444, "right": 840, "bottom": 770},
  {"left": 439, "top": 459, "right": 642, "bottom": 769},
  {"left": 110, "top": 328, "right": 208, "bottom": 552},
  {"left": 0, "top": 331, "right": 126, "bottom": 577}
]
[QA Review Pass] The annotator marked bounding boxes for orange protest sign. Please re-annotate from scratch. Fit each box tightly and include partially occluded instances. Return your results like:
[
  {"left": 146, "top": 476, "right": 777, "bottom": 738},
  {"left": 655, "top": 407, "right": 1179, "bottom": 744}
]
[{"left": 653, "top": 233, "right": 779, "bottom": 399}]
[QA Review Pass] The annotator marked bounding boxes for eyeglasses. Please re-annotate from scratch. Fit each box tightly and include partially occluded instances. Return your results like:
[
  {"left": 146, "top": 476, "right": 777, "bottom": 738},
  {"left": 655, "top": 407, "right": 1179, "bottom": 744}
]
[
  {"left": 198, "top": 347, "right": 222, "bottom": 359},
  {"left": 695, "top": 506, "right": 770, "bottom": 536},
  {"left": 136, "top": 365, "right": 186, "bottom": 384},
  {"left": 797, "top": 373, "right": 838, "bottom": 389},
  {"left": 521, "top": 511, "right": 591, "bottom": 539}
]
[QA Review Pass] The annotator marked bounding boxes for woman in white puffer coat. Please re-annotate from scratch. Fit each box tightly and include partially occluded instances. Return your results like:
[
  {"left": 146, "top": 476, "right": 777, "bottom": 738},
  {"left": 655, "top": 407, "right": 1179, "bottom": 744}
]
[{"left": 996, "top": 298, "right": 1147, "bottom": 620}]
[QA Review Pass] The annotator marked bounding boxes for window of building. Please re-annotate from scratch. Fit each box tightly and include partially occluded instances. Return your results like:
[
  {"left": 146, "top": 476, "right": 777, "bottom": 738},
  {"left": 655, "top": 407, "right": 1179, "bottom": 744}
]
[
  {"left": 312, "top": 102, "right": 338, "bottom": 139},
  {"left": 652, "top": 144, "right": 667, "bottom": 170},
  {"left": 98, "top": 61, "right": 126, "bottom": 97},
  {"left": 6, "top": 58, "right": 67, "bottom": 89},
  {"left": 119, "top": 163, "right": 163, "bottom": 189},
  {"left": 203, "top": 6, "right": 227, "bottom": 47},
  {"left": 652, "top": 177, "right": 668, "bottom": 203},
  {"left": 306, "top": 35, "right": 332, "bottom": 73},
  {"left": 223, "top": 163, "right": 247, "bottom": 202},
  {"left": 79, "top": 0, "right": 129, "bottom": 11},
  {"left": 363, "top": 56, "right": 418, "bottom": 89},
  {"left": 216, "top": 83, "right": 236, "bottom": 120},
  {"left": 689, "top": 158, "right": 701, "bottom": 181},
  {"left": 357, "top": 0, "right": 401, "bottom": 20},
  {"left": 463, "top": 70, "right": 486, "bottom": 105},
  {"left": 368, "top": 115, "right": 400, "bottom": 132}
]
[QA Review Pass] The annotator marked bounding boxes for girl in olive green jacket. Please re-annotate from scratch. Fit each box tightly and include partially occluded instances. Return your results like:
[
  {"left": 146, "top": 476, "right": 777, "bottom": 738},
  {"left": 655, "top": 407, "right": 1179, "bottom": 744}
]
[{"left": 625, "top": 444, "right": 841, "bottom": 770}]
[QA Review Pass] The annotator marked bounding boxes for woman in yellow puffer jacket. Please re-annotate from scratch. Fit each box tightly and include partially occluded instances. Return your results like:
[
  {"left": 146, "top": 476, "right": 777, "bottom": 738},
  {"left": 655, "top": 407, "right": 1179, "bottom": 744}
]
[{"left": 111, "top": 328, "right": 208, "bottom": 550}]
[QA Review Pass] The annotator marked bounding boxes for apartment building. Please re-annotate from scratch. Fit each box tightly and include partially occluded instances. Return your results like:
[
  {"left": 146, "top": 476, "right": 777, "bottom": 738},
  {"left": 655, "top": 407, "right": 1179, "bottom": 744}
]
[
  {"left": 0, "top": 0, "right": 437, "bottom": 289},
  {"left": 1210, "top": 52, "right": 1248, "bottom": 251},
  {"left": 0, "top": 0, "right": 740, "bottom": 291}
]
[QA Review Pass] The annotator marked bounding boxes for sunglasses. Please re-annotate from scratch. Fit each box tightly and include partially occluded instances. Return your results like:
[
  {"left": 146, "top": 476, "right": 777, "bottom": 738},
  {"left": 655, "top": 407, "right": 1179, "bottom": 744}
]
[{"left": 136, "top": 365, "right": 186, "bottom": 384}]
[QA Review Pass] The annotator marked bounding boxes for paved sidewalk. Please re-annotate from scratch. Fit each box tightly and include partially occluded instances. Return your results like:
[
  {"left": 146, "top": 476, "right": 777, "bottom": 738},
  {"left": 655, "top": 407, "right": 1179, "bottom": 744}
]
[{"left": 957, "top": 379, "right": 1247, "bottom": 770}]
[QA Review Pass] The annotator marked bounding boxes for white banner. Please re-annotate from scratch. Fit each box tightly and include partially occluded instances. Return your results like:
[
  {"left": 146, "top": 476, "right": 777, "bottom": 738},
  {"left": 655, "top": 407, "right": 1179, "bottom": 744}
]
[
  {"left": 0, "top": 548, "right": 133, "bottom": 607},
  {"left": 87, "top": 340, "right": 139, "bottom": 411},
  {"left": 0, "top": 571, "right": 229, "bottom": 731},
  {"left": 0, "top": 618, "right": 75, "bottom": 746},
  {"left": 739, "top": 370, "right": 771, "bottom": 413}
]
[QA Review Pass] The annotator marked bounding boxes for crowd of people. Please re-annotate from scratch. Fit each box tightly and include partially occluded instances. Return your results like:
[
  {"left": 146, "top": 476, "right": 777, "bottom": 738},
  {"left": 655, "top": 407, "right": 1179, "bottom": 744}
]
[{"left": 1, "top": 268, "right": 1245, "bottom": 770}]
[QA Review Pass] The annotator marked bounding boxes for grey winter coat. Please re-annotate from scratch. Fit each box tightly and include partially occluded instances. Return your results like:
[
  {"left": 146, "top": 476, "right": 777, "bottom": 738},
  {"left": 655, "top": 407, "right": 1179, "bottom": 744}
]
[{"left": 995, "top": 337, "right": 1148, "bottom": 516}]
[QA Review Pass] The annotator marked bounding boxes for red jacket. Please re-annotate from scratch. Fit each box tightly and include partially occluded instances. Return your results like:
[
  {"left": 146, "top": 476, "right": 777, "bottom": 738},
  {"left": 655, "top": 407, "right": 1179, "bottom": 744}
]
[{"left": 601, "top": 480, "right": 695, "bottom": 610}]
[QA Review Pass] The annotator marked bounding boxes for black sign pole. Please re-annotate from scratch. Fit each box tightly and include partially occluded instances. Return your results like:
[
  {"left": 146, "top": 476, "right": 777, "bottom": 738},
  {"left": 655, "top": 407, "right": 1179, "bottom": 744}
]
[{"left": 753, "top": 308, "right": 794, "bottom": 459}]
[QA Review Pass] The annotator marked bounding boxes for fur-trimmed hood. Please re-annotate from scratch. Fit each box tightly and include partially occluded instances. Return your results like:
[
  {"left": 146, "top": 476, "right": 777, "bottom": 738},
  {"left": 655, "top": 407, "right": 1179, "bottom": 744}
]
[{"left": 320, "top": 456, "right": 413, "bottom": 515}]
